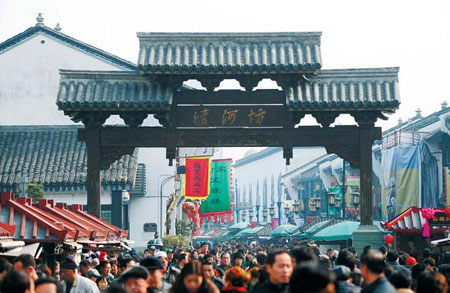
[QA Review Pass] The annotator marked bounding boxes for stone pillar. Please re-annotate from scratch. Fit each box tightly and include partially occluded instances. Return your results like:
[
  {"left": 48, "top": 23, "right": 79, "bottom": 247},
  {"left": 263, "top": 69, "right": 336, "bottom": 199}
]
[{"left": 85, "top": 125, "right": 101, "bottom": 218}]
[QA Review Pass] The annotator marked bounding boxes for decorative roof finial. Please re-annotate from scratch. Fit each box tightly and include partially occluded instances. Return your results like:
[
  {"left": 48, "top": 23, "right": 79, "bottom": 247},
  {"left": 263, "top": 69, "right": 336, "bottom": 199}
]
[
  {"left": 398, "top": 118, "right": 403, "bottom": 125},
  {"left": 415, "top": 108, "right": 422, "bottom": 118},
  {"left": 54, "top": 23, "right": 61, "bottom": 32},
  {"left": 36, "top": 13, "right": 44, "bottom": 27},
  {"left": 442, "top": 101, "right": 448, "bottom": 110}
]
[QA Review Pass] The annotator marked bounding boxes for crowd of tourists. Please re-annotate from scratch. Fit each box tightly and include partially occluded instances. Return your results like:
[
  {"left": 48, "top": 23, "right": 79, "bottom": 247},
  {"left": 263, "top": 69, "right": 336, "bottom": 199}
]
[{"left": 1, "top": 241, "right": 450, "bottom": 292}]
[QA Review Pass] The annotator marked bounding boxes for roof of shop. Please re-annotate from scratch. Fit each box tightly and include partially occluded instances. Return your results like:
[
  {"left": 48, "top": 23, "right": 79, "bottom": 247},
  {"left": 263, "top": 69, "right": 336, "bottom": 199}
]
[{"left": 0, "top": 125, "right": 141, "bottom": 192}]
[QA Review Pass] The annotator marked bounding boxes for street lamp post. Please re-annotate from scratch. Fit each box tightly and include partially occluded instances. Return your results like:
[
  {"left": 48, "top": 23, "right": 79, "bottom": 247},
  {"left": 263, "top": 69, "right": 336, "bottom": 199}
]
[
  {"left": 262, "top": 208, "right": 268, "bottom": 223},
  {"left": 269, "top": 205, "right": 275, "bottom": 221},
  {"left": 249, "top": 209, "right": 254, "bottom": 223},
  {"left": 284, "top": 206, "right": 291, "bottom": 224},
  {"left": 277, "top": 200, "right": 282, "bottom": 225},
  {"left": 160, "top": 175, "right": 174, "bottom": 239},
  {"left": 242, "top": 210, "right": 247, "bottom": 222}
]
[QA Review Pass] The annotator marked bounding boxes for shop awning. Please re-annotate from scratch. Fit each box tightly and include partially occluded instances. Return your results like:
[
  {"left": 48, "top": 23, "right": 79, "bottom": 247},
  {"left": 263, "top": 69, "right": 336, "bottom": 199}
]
[
  {"left": 271, "top": 224, "right": 298, "bottom": 237},
  {"left": 228, "top": 222, "right": 250, "bottom": 231},
  {"left": 311, "top": 221, "right": 388, "bottom": 241}
]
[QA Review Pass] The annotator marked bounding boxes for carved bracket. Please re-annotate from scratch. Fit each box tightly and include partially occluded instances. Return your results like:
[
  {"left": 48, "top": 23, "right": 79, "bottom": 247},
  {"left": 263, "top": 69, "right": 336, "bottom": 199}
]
[
  {"left": 198, "top": 77, "right": 223, "bottom": 91},
  {"left": 325, "top": 145, "right": 360, "bottom": 169},
  {"left": 154, "top": 112, "right": 173, "bottom": 127},
  {"left": 66, "top": 112, "right": 110, "bottom": 126},
  {"left": 351, "top": 111, "right": 388, "bottom": 127},
  {"left": 312, "top": 112, "right": 340, "bottom": 128},
  {"left": 100, "top": 147, "right": 135, "bottom": 170},
  {"left": 271, "top": 75, "right": 303, "bottom": 90},
  {"left": 236, "top": 76, "right": 262, "bottom": 92},
  {"left": 120, "top": 112, "right": 148, "bottom": 127},
  {"left": 288, "top": 112, "right": 305, "bottom": 127}
]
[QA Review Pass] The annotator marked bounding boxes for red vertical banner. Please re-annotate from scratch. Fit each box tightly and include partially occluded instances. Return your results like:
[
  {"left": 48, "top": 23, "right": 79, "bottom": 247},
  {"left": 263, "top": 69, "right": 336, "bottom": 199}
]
[{"left": 184, "top": 158, "right": 211, "bottom": 200}]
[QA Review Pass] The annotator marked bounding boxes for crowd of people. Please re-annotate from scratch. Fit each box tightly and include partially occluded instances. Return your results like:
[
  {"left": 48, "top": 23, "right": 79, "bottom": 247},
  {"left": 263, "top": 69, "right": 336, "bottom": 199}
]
[{"left": 1, "top": 241, "right": 450, "bottom": 292}]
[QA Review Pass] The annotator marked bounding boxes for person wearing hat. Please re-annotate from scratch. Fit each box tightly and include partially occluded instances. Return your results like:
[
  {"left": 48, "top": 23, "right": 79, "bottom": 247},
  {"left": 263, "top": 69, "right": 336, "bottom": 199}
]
[
  {"left": 233, "top": 252, "right": 245, "bottom": 269},
  {"left": 120, "top": 266, "right": 150, "bottom": 293},
  {"left": 140, "top": 256, "right": 172, "bottom": 293},
  {"left": 333, "top": 265, "right": 361, "bottom": 293},
  {"left": 150, "top": 246, "right": 157, "bottom": 256},
  {"left": 59, "top": 257, "right": 99, "bottom": 293},
  {"left": 155, "top": 251, "right": 171, "bottom": 282}
]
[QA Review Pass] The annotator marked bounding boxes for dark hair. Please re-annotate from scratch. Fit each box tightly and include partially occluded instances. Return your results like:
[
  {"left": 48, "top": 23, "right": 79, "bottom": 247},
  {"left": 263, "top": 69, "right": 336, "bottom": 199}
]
[
  {"left": 423, "top": 249, "right": 431, "bottom": 259},
  {"left": 347, "top": 247, "right": 357, "bottom": 255},
  {"left": 411, "top": 263, "right": 426, "bottom": 280},
  {"left": 1, "top": 270, "right": 30, "bottom": 293},
  {"left": 220, "top": 252, "right": 230, "bottom": 259},
  {"left": 389, "top": 270, "right": 411, "bottom": 289},
  {"left": 0, "top": 258, "right": 12, "bottom": 274},
  {"left": 360, "top": 251, "right": 386, "bottom": 274},
  {"left": 267, "top": 250, "right": 290, "bottom": 266},
  {"left": 336, "top": 249, "right": 356, "bottom": 272},
  {"left": 233, "top": 252, "right": 244, "bottom": 260},
  {"left": 170, "top": 261, "right": 205, "bottom": 293},
  {"left": 423, "top": 258, "right": 436, "bottom": 268},
  {"left": 35, "top": 277, "right": 58, "bottom": 289},
  {"left": 256, "top": 254, "right": 267, "bottom": 266},
  {"left": 79, "top": 260, "right": 91, "bottom": 267},
  {"left": 13, "top": 254, "right": 36, "bottom": 269},
  {"left": 416, "top": 271, "right": 447, "bottom": 293},
  {"left": 201, "top": 260, "right": 214, "bottom": 266},
  {"left": 119, "top": 256, "right": 134, "bottom": 269},
  {"left": 379, "top": 246, "right": 387, "bottom": 255},
  {"left": 290, "top": 265, "right": 331, "bottom": 293},
  {"left": 442, "top": 252, "right": 450, "bottom": 264},
  {"left": 387, "top": 250, "right": 399, "bottom": 262},
  {"left": 177, "top": 253, "right": 187, "bottom": 262},
  {"left": 200, "top": 242, "right": 208, "bottom": 247},
  {"left": 290, "top": 246, "right": 315, "bottom": 265},
  {"left": 399, "top": 255, "right": 407, "bottom": 266},
  {"left": 362, "top": 245, "right": 371, "bottom": 255},
  {"left": 98, "top": 261, "right": 110, "bottom": 269},
  {"left": 96, "top": 276, "right": 108, "bottom": 285}
]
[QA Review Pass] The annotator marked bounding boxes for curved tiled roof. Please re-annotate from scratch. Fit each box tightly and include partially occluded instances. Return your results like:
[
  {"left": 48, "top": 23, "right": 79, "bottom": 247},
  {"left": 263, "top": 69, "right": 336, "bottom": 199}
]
[
  {"left": 137, "top": 32, "right": 322, "bottom": 74},
  {"left": 0, "top": 126, "right": 139, "bottom": 191},
  {"left": 56, "top": 70, "right": 173, "bottom": 111},
  {"left": 286, "top": 67, "right": 400, "bottom": 111},
  {"left": 0, "top": 25, "right": 136, "bottom": 70}
]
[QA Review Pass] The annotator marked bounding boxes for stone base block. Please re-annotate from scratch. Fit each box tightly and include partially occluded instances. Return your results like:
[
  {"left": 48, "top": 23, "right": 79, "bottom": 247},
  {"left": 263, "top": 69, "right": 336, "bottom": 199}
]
[{"left": 352, "top": 224, "right": 384, "bottom": 255}]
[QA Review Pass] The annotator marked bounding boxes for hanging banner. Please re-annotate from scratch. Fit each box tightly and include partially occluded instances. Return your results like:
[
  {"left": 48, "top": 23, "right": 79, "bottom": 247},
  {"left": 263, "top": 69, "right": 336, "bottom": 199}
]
[
  {"left": 184, "top": 158, "right": 211, "bottom": 200},
  {"left": 345, "top": 176, "right": 360, "bottom": 216},
  {"left": 200, "top": 159, "right": 233, "bottom": 223}
]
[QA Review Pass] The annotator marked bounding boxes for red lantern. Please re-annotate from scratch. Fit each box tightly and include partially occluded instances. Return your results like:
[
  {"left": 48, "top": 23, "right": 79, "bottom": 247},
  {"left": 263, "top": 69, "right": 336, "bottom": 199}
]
[{"left": 384, "top": 234, "right": 394, "bottom": 248}]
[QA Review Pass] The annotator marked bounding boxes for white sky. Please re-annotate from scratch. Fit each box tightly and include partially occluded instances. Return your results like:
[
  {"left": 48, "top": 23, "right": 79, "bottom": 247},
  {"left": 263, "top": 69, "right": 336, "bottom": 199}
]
[{"left": 1, "top": 0, "right": 449, "bottom": 160}]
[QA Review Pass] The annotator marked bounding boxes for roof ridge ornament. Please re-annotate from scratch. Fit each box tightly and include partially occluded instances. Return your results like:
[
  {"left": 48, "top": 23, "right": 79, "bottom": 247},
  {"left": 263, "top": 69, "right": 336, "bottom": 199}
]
[
  {"left": 54, "top": 23, "right": 62, "bottom": 32},
  {"left": 36, "top": 13, "right": 44, "bottom": 27}
]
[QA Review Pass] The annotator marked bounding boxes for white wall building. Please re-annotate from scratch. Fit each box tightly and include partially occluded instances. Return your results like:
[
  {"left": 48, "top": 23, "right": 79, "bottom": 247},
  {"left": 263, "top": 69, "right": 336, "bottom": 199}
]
[{"left": 0, "top": 15, "right": 175, "bottom": 250}]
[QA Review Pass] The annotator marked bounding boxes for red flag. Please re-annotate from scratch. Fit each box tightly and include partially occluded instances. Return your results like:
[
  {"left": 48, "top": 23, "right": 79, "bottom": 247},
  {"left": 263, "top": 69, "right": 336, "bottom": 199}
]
[{"left": 184, "top": 158, "right": 211, "bottom": 200}]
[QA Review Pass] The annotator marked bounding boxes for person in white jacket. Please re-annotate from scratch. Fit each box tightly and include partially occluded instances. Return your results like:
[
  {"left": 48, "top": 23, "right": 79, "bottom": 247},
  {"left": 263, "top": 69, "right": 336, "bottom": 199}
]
[{"left": 59, "top": 258, "right": 99, "bottom": 293}]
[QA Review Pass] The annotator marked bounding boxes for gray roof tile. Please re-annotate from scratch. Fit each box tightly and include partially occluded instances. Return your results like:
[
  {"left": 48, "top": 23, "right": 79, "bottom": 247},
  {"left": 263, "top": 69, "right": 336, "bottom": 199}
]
[
  {"left": 137, "top": 32, "right": 322, "bottom": 74},
  {"left": 56, "top": 70, "right": 173, "bottom": 112},
  {"left": 0, "top": 126, "right": 139, "bottom": 191},
  {"left": 286, "top": 67, "right": 400, "bottom": 111}
]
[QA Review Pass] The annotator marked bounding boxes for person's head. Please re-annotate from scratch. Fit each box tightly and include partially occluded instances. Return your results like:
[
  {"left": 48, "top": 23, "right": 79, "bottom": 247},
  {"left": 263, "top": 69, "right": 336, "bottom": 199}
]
[
  {"left": 87, "top": 269, "right": 102, "bottom": 282},
  {"left": 201, "top": 260, "right": 215, "bottom": 280},
  {"left": 140, "top": 256, "right": 164, "bottom": 289},
  {"left": 423, "top": 258, "right": 436, "bottom": 271},
  {"left": 149, "top": 246, "right": 156, "bottom": 256},
  {"left": 178, "top": 253, "right": 188, "bottom": 267},
  {"left": 200, "top": 242, "right": 209, "bottom": 253},
  {"left": 0, "top": 258, "right": 12, "bottom": 281},
  {"left": 389, "top": 270, "right": 411, "bottom": 290},
  {"left": 423, "top": 248, "right": 431, "bottom": 259},
  {"left": 13, "top": 254, "right": 38, "bottom": 281},
  {"left": 119, "top": 256, "right": 136, "bottom": 273},
  {"left": 224, "top": 266, "right": 250, "bottom": 288},
  {"left": 362, "top": 245, "right": 372, "bottom": 255},
  {"left": 360, "top": 250, "right": 386, "bottom": 284},
  {"left": 79, "top": 260, "right": 91, "bottom": 274},
  {"left": 60, "top": 258, "right": 78, "bottom": 283},
  {"left": 111, "top": 262, "right": 118, "bottom": 276},
  {"left": 34, "top": 278, "right": 58, "bottom": 293},
  {"left": 326, "top": 248, "right": 335, "bottom": 259},
  {"left": 155, "top": 251, "right": 168, "bottom": 272},
  {"left": 412, "top": 263, "right": 426, "bottom": 280},
  {"left": 221, "top": 252, "right": 231, "bottom": 266},
  {"left": 290, "top": 246, "right": 316, "bottom": 266},
  {"left": 290, "top": 264, "right": 333, "bottom": 293},
  {"left": 1, "top": 270, "right": 31, "bottom": 293},
  {"left": 233, "top": 252, "right": 244, "bottom": 267},
  {"left": 387, "top": 250, "right": 399, "bottom": 263},
  {"left": 416, "top": 271, "right": 448, "bottom": 293},
  {"left": 178, "top": 261, "right": 204, "bottom": 292},
  {"left": 96, "top": 276, "right": 109, "bottom": 290},
  {"left": 143, "top": 249, "right": 151, "bottom": 258},
  {"left": 266, "top": 250, "right": 293, "bottom": 284},
  {"left": 379, "top": 246, "right": 388, "bottom": 257},
  {"left": 332, "top": 265, "right": 351, "bottom": 281},
  {"left": 121, "top": 266, "right": 150, "bottom": 293},
  {"left": 190, "top": 250, "right": 199, "bottom": 261},
  {"left": 336, "top": 249, "right": 356, "bottom": 272},
  {"left": 99, "top": 261, "right": 111, "bottom": 276},
  {"left": 256, "top": 254, "right": 267, "bottom": 266},
  {"left": 347, "top": 246, "right": 357, "bottom": 256}
]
